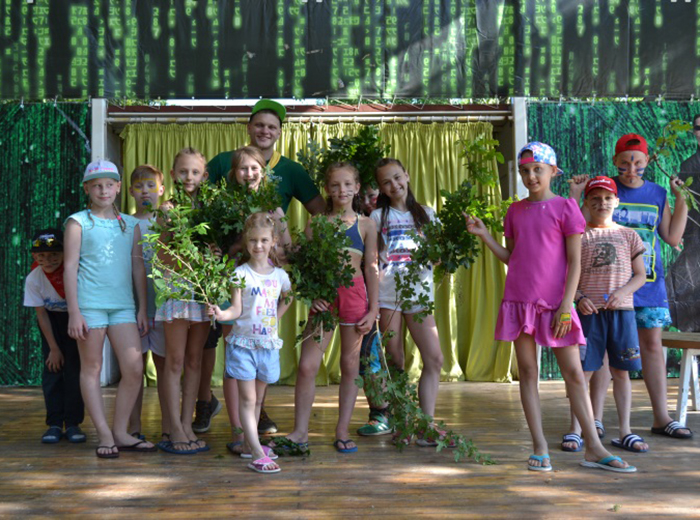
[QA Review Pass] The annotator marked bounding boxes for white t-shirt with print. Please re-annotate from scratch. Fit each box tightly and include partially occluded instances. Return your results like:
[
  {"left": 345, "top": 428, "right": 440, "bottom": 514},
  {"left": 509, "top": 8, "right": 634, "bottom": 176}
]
[
  {"left": 24, "top": 268, "right": 67, "bottom": 312},
  {"left": 226, "top": 263, "right": 291, "bottom": 350}
]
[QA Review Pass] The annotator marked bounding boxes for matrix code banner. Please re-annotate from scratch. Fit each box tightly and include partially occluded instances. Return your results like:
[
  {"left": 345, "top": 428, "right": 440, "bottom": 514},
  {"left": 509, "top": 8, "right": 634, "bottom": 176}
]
[{"left": 2, "top": 0, "right": 699, "bottom": 100}]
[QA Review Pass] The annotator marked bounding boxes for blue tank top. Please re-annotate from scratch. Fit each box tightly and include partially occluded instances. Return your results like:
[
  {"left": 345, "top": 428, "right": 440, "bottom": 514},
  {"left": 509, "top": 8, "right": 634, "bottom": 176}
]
[
  {"left": 345, "top": 216, "right": 365, "bottom": 256},
  {"left": 612, "top": 177, "right": 668, "bottom": 308}
]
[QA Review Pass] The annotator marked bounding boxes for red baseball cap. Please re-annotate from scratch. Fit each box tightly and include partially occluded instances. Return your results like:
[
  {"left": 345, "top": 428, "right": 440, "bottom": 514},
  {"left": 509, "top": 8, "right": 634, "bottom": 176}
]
[
  {"left": 615, "top": 134, "right": 648, "bottom": 156},
  {"left": 585, "top": 176, "right": 618, "bottom": 197}
]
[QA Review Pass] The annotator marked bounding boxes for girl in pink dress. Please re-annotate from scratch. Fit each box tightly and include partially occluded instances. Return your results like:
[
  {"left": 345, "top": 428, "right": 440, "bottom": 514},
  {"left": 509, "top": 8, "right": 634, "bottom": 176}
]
[{"left": 465, "top": 142, "right": 635, "bottom": 474}]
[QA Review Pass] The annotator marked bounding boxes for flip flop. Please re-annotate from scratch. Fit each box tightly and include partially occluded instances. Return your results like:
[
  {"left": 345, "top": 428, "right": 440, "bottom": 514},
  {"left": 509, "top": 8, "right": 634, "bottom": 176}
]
[
  {"left": 64, "top": 426, "right": 87, "bottom": 443},
  {"left": 159, "top": 440, "right": 198, "bottom": 455},
  {"left": 240, "top": 445, "right": 278, "bottom": 460},
  {"left": 117, "top": 440, "right": 158, "bottom": 452},
  {"left": 226, "top": 441, "right": 245, "bottom": 455},
  {"left": 130, "top": 431, "right": 147, "bottom": 441},
  {"left": 561, "top": 433, "right": 584, "bottom": 452},
  {"left": 156, "top": 433, "right": 171, "bottom": 450},
  {"left": 96, "top": 445, "right": 119, "bottom": 459},
  {"left": 41, "top": 426, "right": 63, "bottom": 444},
  {"left": 650, "top": 420, "right": 693, "bottom": 439},
  {"left": 611, "top": 433, "right": 648, "bottom": 453},
  {"left": 528, "top": 454, "right": 552, "bottom": 472},
  {"left": 333, "top": 439, "right": 358, "bottom": 453},
  {"left": 595, "top": 420, "right": 605, "bottom": 439},
  {"left": 247, "top": 455, "right": 281, "bottom": 474},
  {"left": 189, "top": 439, "right": 210, "bottom": 453},
  {"left": 580, "top": 456, "right": 636, "bottom": 473}
]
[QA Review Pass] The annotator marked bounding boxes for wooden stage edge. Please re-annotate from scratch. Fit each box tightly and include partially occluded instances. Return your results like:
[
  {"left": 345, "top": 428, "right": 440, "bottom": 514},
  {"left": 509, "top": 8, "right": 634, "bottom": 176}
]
[{"left": 1, "top": 380, "right": 699, "bottom": 519}]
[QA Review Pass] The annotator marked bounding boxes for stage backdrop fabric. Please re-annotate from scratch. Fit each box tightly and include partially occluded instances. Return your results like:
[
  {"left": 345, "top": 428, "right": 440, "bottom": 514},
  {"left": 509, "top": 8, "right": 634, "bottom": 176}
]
[
  {"left": 528, "top": 101, "right": 697, "bottom": 380},
  {"left": 2, "top": 103, "right": 91, "bottom": 386},
  {"left": 119, "top": 121, "right": 513, "bottom": 386},
  {"left": 3, "top": 1, "right": 700, "bottom": 100}
]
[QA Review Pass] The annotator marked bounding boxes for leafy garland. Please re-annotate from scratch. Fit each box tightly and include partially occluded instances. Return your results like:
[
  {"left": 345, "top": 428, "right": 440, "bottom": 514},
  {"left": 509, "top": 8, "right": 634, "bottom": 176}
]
[
  {"left": 358, "top": 328, "right": 494, "bottom": 464},
  {"left": 394, "top": 137, "right": 512, "bottom": 320},
  {"left": 286, "top": 215, "right": 354, "bottom": 341},
  {"left": 143, "top": 184, "right": 244, "bottom": 324},
  {"left": 297, "top": 125, "right": 391, "bottom": 189}
]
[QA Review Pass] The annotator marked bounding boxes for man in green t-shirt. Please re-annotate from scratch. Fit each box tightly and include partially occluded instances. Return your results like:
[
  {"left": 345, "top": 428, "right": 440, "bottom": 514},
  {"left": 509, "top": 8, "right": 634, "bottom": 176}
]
[
  {"left": 206, "top": 99, "right": 325, "bottom": 214},
  {"left": 194, "top": 100, "right": 324, "bottom": 439}
]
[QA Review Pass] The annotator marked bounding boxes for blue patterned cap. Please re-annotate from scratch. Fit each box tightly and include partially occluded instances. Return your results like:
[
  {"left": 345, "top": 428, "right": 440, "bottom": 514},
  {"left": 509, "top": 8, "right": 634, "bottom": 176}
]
[
  {"left": 517, "top": 142, "right": 564, "bottom": 176},
  {"left": 83, "top": 159, "right": 120, "bottom": 183}
]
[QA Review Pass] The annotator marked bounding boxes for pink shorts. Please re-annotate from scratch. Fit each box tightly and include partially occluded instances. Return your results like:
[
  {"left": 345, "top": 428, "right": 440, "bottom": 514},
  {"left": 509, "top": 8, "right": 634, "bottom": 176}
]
[{"left": 311, "top": 276, "right": 369, "bottom": 326}]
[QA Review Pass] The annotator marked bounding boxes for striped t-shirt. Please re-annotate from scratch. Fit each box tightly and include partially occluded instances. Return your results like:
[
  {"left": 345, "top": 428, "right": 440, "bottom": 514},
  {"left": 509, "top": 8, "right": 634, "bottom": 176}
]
[{"left": 579, "top": 224, "right": 645, "bottom": 310}]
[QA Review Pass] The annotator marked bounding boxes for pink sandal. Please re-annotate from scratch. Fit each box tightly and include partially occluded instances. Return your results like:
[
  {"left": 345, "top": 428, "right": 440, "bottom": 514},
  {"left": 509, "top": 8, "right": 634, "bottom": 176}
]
[
  {"left": 247, "top": 456, "right": 281, "bottom": 474},
  {"left": 240, "top": 445, "right": 278, "bottom": 460}
]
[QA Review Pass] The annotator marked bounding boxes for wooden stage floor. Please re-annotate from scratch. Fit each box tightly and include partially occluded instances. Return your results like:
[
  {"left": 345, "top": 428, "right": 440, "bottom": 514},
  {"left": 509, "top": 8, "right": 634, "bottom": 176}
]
[{"left": 1, "top": 380, "right": 699, "bottom": 518}]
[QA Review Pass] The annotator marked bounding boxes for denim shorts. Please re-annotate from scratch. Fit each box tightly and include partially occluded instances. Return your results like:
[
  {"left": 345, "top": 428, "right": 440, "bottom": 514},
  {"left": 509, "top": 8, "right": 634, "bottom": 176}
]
[
  {"left": 80, "top": 308, "right": 136, "bottom": 329},
  {"left": 634, "top": 306, "right": 672, "bottom": 329},
  {"left": 579, "top": 310, "right": 642, "bottom": 372},
  {"left": 225, "top": 345, "right": 280, "bottom": 384}
]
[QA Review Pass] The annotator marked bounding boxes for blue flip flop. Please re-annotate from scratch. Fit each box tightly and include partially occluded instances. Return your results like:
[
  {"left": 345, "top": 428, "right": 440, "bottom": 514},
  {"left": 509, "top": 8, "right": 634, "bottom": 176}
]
[
  {"left": 580, "top": 455, "right": 636, "bottom": 473},
  {"left": 189, "top": 439, "right": 210, "bottom": 453},
  {"left": 528, "top": 454, "right": 552, "bottom": 472},
  {"left": 159, "top": 440, "right": 198, "bottom": 455},
  {"left": 333, "top": 439, "right": 358, "bottom": 453}
]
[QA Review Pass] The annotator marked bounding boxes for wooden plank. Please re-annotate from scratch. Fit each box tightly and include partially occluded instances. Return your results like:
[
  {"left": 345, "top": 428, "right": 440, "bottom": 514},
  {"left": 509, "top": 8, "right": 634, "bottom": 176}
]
[
  {"left": 0, "top": 382, "right": 698, "bottom": 517},
  {"left": 661, "top": 331, "right": 700, "bottom": 350}
]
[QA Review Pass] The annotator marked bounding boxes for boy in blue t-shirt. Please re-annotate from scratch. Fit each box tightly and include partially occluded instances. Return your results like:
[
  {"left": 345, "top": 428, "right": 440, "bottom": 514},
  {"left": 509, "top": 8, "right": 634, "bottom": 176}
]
[{"left": 23, "top": 229, "right": 86, "bottom": 444}]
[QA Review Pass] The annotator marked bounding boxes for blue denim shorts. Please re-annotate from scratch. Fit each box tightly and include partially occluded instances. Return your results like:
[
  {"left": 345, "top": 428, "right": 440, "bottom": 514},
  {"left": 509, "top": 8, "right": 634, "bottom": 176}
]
[
  {"left": 80, "top": 308, "right": 136, "bottom": 329},
  {"left": 579, "top": 310, "right": 642, "bottom": 372},
  {"left": 225, "top": 345, "right": 280, "bottom": 384},
  {"left": 634, "top": 306, "right": 672, "bottom": 329}
]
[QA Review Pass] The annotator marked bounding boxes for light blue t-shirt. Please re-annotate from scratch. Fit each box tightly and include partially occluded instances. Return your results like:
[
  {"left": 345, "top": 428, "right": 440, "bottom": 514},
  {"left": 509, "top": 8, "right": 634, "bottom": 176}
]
[{"left": 66, "top": 210, "right": 139, "bottom": 310}]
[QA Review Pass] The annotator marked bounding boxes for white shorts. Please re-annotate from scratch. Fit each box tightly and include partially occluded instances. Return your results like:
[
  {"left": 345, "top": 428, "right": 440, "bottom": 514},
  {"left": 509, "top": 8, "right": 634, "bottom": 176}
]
[{"left": 140, "top": 319, "right": 166, "bottom": 358}]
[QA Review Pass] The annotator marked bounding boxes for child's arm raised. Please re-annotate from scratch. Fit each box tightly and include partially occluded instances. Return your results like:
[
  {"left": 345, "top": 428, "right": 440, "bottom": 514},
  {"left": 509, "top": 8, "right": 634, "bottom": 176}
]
[
  {"left": 552, "top": 234, "right": 582, "bottom": 339},
  {"left": 63, "top": 220, "right": 89, "bottom": 341},
  {"left": 464, "top": 214, "right": 512, "bottom": 264},
  {"left": 132, "top": 225, "right": 149, "bottom": 337},
  {"left": 604, "top": 249, "right": 647, "bottom": 310},
  {"left": 208, "top": 287, "right": 243, "bottom": 322},
  {"left": 357, "top": 217, "right": 379, "bottom": 335},
  {"left": 35, "top": 307, "right": 64, "bottom": 372},
  {"left": 658, "top": 176, "right": 688, "bottom": 248},
  {"left": 568, "top": 174, "right": 591, "bottom": 220}
]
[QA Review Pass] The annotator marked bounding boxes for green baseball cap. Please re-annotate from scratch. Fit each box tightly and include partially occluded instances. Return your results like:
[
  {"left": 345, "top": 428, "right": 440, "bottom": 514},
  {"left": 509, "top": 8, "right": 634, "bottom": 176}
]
[{"left": 250, "top": 99, "right": 286, "bottom": 123}]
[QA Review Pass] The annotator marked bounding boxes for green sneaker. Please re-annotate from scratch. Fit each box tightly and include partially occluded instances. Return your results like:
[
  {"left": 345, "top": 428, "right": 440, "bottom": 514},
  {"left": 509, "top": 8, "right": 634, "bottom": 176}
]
[{"left": 357, "top": 413, "right": 393, "bottom": 436}]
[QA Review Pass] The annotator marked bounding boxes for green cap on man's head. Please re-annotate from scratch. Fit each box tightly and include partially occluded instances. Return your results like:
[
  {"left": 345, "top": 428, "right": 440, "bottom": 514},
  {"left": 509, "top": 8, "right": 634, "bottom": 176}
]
[{"left": 250, "top": 99, "right": 286, "bottom": 124}]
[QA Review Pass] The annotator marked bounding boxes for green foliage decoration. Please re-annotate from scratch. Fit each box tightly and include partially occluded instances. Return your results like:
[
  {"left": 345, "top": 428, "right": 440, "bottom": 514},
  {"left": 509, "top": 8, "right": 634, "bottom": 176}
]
[
  {"left": 194, "top": 169, "right": 282, "bottom": 248},
  {"left": 297, "top": 125, "right": 391, "bottom": 189},
  {"left": 143, "top": 185, "right": 244, "bottom": 325},
  {"left": 394, "top": 137, "right": 512, "bottom": 321},
  {"left": 357, "top": 328, "right": 494, "bottom": 464},
  {"left": 286, "top": 215, "right": 354, "bottom": 341}
]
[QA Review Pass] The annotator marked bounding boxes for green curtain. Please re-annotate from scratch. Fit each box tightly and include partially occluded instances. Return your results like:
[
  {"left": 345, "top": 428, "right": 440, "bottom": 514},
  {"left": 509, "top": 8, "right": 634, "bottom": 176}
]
[{"left": 120, "top": 121, "right": 512, "bottom": 385}]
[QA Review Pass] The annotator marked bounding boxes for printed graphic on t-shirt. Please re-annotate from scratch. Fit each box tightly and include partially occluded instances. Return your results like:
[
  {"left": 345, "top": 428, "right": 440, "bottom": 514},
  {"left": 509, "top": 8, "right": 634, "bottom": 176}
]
[
  {"left": 249, "top": 279, "right": 281, "bottom": 336},
  {"left": 592, "top": 242, "right": 617, "bottom": 268},
  {"left": 613, "top": 202, "right": 659, "bottom": 282}
]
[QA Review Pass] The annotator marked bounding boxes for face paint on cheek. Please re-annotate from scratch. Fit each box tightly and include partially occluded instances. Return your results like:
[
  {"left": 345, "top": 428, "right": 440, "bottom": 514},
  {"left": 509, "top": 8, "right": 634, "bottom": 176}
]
[
  {"left": 637, "top": 167, "right": 645, "bottom": 176},
  {"left": 617, "top": 166, "right": 627, "bottom": 174}
]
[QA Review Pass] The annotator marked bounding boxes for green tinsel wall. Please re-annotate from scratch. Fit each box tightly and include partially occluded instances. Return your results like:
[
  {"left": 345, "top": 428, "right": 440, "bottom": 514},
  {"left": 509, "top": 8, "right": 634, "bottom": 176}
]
[
  {"left": 1, "top": 103, "right": 91, "bottom": 386},
  {"left": 528, "top": 101, "right": 698, "bottom": 380}
]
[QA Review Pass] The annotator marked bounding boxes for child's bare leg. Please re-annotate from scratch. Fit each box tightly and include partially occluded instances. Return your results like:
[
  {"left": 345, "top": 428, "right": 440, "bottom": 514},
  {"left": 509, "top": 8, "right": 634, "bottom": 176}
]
[
  {"left": 514, "top": 334, "right": 549, "bottom": 468},
  {"left": 336, "top": 326, "right": 363, "bottom": 446},
  {"left": 285, "top": 325, "right": 333, "bottom": 443},
  {"left": 553, "top": 346, "right": 629, "bottom": 468},
  {"left": 238, "top": 379, "right": 277, "bottom": 470},
  {"left": 638, "top": 327, "right": 691, "bottom": 435},
  {"left": 77, "top": 327, "right": 116, "bottom": 457},
  {"left": 152, "top": 353, "right": 170, "bottom": 436},
  {"left": 162, "top": 320, "right": 191, "bottom": 450},
  {"left": 610, "top": 367, "right": 648, "bottom": 451},
  {"left": 180, "top": 321, "right": 209, "bottom": 445},
  {"left": 379, "top": 309, "right": 404, "bottom": 369},
  {"left": 128, "top": 352, "right": 148, "bottom": 435},
  {"left": 224, "top": 376, "right": 243, "bottom": 439},
  {"left": 590, "top": 355, "right": 611, "bottom": 432},
  {"left": 108, "top": 324, "right": 151, "bottom": 447},
  {"left": 406, "top": 313, "right": 443, "bottom": 418},
  {"left": 562, "top": 371, "right": 592, "bottom": 450}
]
